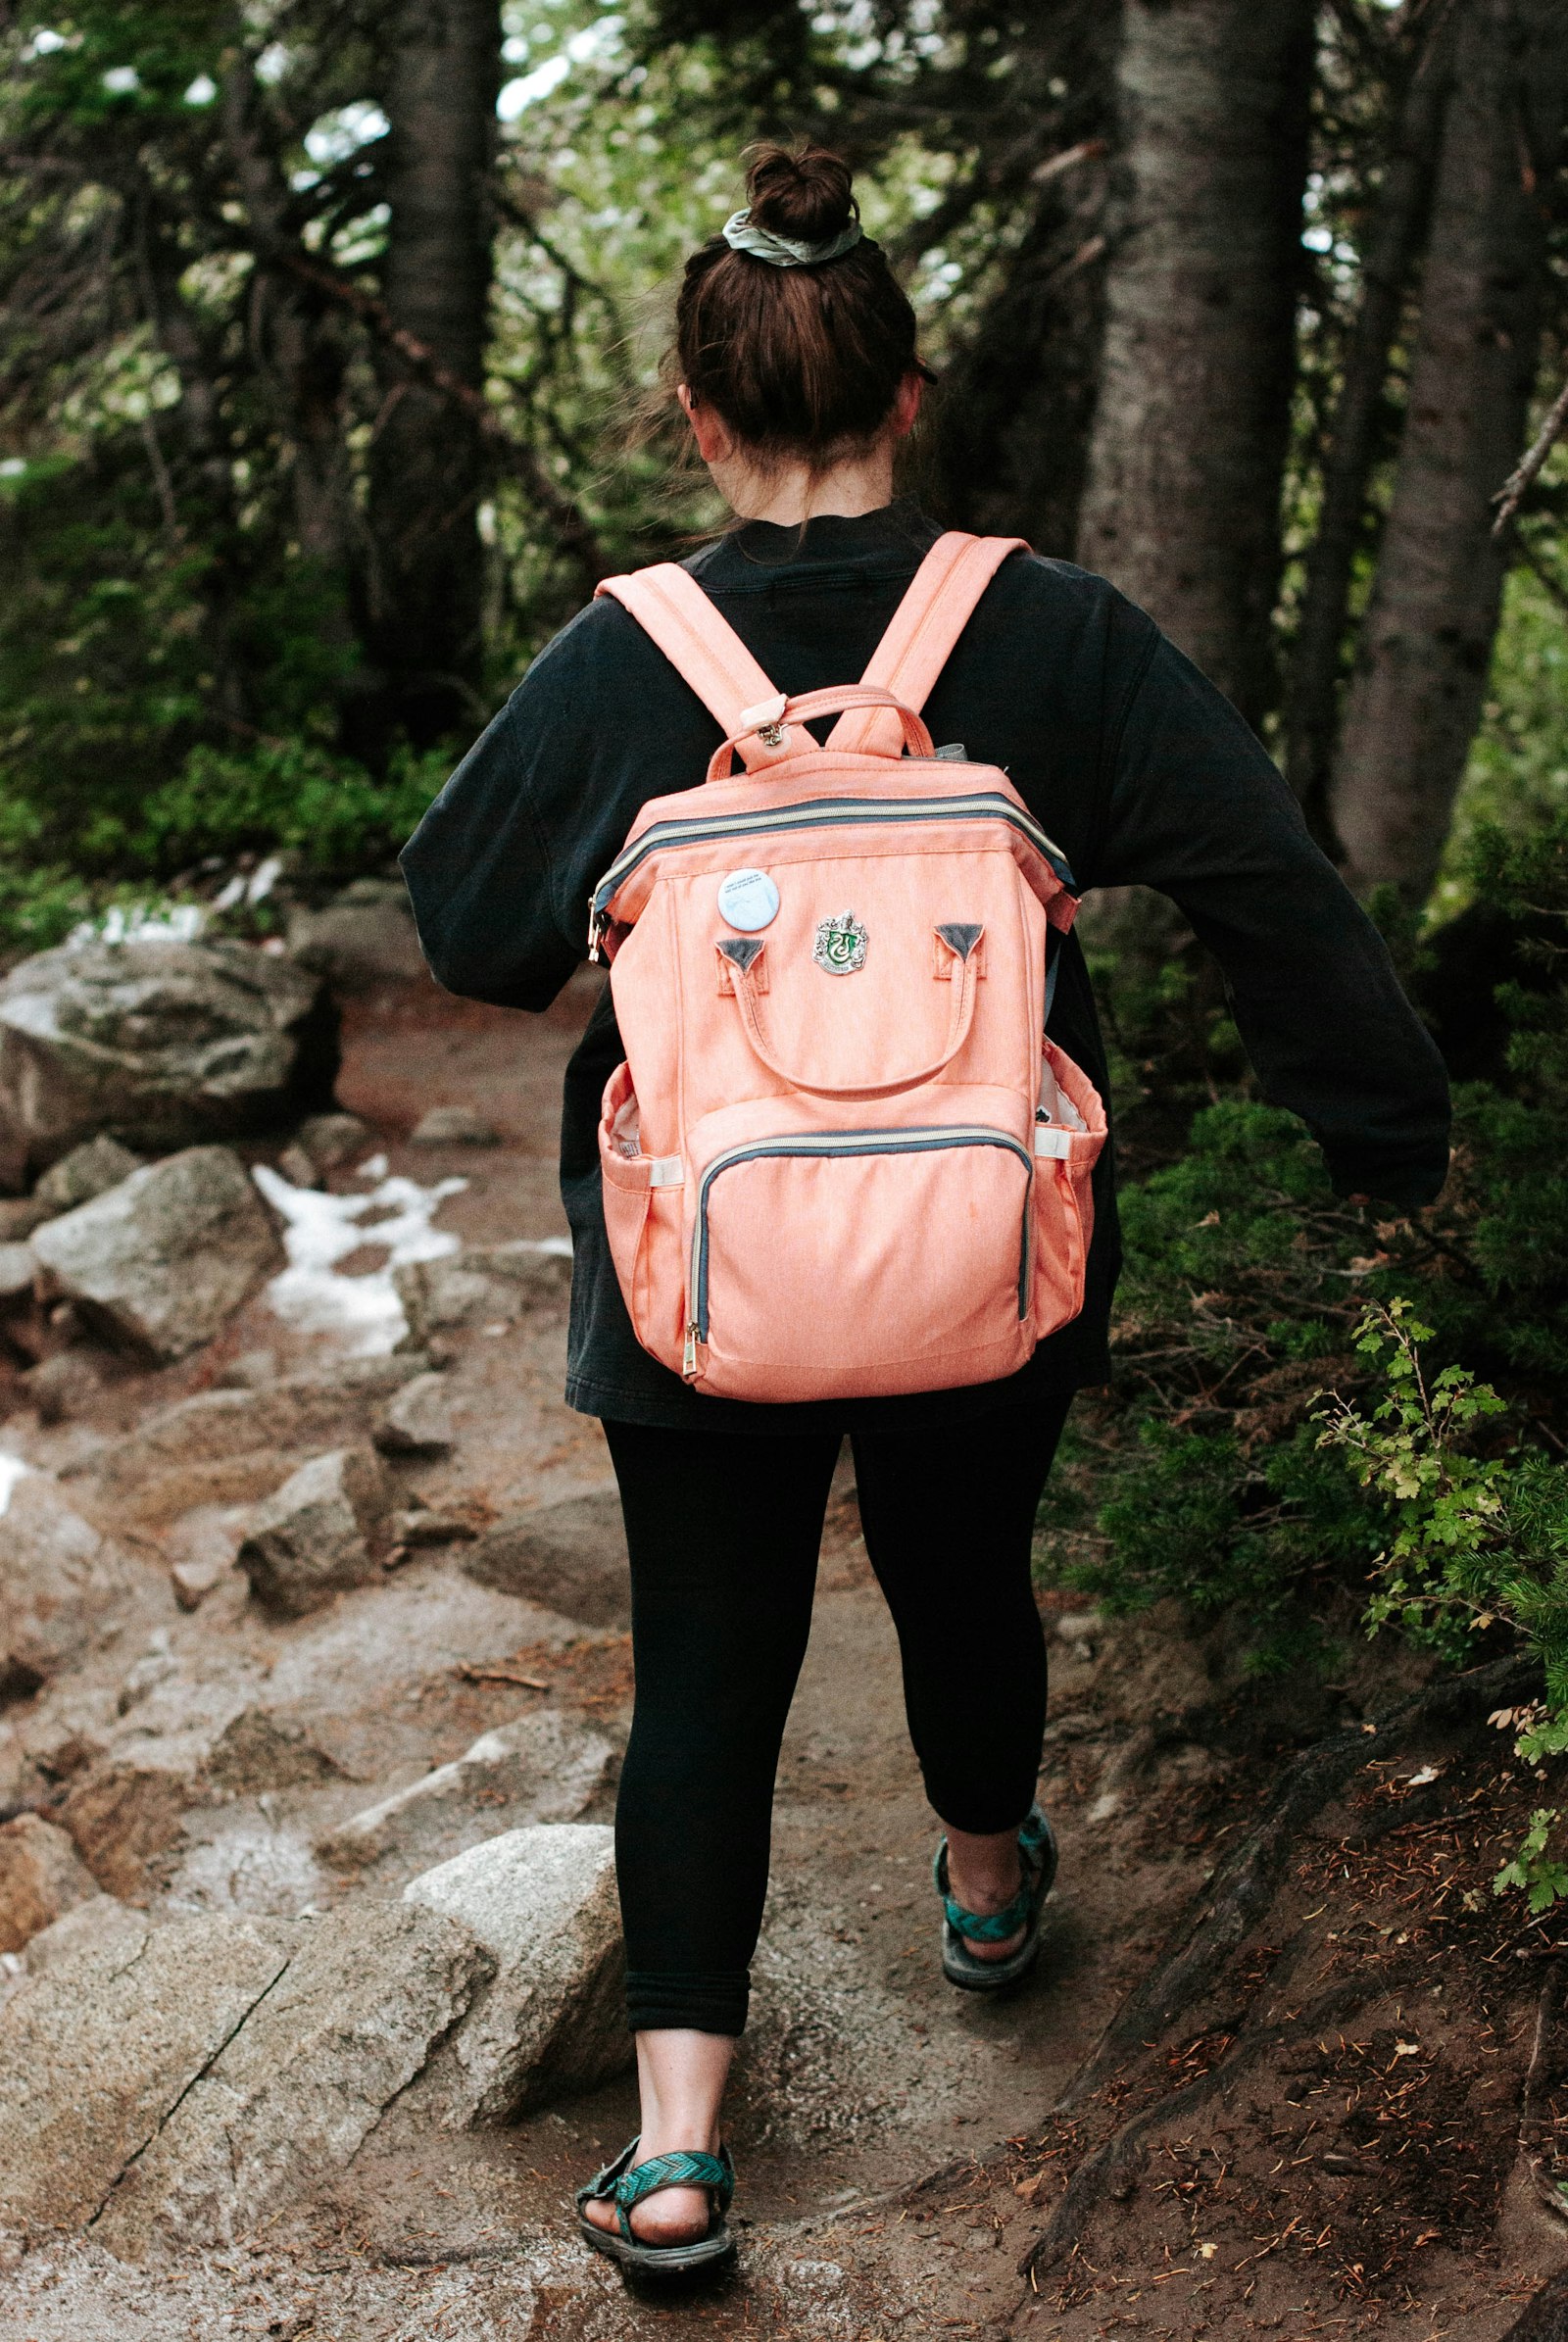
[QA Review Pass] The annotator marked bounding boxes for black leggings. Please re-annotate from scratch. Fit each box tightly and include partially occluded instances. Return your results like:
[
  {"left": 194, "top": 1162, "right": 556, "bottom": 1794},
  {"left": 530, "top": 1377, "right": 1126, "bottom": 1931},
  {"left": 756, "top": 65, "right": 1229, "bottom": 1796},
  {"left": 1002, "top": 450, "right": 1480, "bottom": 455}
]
[{"left": 604, "top": 1393, "right": 1073, "bottom": 2037}]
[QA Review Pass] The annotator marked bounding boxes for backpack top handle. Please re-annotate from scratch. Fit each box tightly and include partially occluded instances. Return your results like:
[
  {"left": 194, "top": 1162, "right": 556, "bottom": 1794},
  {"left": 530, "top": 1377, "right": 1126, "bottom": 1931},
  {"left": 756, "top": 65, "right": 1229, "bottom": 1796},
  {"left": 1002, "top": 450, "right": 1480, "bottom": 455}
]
[{"left": 705, "top": 684, "right": 933, "bottom": 781}]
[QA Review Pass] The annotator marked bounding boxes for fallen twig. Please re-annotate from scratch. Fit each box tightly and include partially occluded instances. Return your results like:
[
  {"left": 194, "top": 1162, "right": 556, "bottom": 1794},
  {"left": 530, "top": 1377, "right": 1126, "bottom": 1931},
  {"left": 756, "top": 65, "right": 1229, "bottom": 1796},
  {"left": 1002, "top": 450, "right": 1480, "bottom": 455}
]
[{"left": 455, "top": 1663, "right": 550, "bottom": 1691}]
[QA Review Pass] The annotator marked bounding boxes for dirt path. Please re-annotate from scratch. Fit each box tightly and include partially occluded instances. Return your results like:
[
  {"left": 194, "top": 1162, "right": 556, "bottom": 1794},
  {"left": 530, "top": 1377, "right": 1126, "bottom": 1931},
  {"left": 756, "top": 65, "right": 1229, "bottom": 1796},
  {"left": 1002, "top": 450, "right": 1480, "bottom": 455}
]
[{"left": 2, "top": 970, "right": 1566, "bottom": 2339}]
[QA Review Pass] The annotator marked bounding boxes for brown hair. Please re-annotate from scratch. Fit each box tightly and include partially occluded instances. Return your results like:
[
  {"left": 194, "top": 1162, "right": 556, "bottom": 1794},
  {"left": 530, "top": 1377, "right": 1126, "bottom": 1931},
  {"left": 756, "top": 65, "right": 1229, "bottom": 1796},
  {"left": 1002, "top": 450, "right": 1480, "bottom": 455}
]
[{"left": 672, "top": 143, "right": 927, "bottom": 464}]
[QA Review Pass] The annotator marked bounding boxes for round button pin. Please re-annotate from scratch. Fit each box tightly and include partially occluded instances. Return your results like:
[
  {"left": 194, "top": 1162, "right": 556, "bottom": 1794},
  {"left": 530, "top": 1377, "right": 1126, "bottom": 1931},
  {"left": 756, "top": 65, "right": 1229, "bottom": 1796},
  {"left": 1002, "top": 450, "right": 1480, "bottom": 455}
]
[{"left": 716, "top": 868, "right": 780, "bottom": 933}]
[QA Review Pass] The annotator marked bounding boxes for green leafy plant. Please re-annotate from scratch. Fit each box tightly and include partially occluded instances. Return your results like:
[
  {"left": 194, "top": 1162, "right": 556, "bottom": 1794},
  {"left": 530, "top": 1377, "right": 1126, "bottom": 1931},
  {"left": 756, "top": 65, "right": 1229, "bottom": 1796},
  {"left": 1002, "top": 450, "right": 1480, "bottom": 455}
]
[{"left": 1315, "top": 1298, "right": 1568, "bottom": 1907}]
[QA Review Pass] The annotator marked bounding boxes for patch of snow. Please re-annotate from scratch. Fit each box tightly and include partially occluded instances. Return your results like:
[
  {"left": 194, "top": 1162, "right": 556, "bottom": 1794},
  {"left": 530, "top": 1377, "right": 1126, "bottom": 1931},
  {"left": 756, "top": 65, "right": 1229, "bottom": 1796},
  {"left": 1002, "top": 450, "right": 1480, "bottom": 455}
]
[
  {"left": 210, "top": 872, "right": 248, "bottom": 912},
  {"left": 246, "top": 854, "right": 283, "bottom": 904},
  {"left": 253, "top": 1163, "right": 466, "bottom": 1354},
  {"left": 70, "top": 901, "right": 206, "bottom": 948},
  {"left": 527, "top": 1236, "right": 572, "bottom": 1258},
  {"left": 355, "top": 1151, "right": 389, "bottom": 1183},
  {"left": 0, "top": 1452, "right": 31, "bottom": 1517}
]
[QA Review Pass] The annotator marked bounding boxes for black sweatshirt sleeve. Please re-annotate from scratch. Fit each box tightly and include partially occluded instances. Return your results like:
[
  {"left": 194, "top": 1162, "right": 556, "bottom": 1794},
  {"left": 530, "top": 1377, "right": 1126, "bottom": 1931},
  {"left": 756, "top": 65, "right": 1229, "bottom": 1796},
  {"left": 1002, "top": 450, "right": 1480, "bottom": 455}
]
[
  {"left": 1089, "top": 628, "right": 1451, "bottom": 1206},
  {"left": 399, "top": 628, "right": 589, "bottom": 1013}
]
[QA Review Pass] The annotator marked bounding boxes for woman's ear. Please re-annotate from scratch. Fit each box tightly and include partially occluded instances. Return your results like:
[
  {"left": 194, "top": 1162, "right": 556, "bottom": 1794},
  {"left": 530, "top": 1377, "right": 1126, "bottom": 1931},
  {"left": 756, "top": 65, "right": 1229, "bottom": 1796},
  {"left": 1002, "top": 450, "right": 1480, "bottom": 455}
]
[
  {"left": 890, "top": 370, "right": 926, "bottom": 441},
  {"left": 678, "top": 383, "right": 733, "bottom": 467}
]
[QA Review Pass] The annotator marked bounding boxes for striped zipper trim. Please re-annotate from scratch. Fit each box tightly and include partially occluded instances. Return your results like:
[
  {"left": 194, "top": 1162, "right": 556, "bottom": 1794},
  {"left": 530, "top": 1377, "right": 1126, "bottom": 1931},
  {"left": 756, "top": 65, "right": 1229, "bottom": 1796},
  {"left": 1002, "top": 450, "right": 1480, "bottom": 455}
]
[
  {"left": 592, "top": 792, "right": 1074, "bottom": 922},
  {"left": 689, "top": 1124, "right": 1034, "bottom": 1351}
]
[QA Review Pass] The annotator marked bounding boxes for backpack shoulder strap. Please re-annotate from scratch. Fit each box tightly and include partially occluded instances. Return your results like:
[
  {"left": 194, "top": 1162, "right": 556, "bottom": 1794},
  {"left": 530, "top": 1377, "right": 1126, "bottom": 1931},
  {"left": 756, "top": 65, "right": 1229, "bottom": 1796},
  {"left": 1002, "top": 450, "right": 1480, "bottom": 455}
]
[
  {"left": 596, "top": 564, "right": 806, "bottom": 769},
  {"left": 827, "top": 532, "right": 1028, "bottom": 756}
]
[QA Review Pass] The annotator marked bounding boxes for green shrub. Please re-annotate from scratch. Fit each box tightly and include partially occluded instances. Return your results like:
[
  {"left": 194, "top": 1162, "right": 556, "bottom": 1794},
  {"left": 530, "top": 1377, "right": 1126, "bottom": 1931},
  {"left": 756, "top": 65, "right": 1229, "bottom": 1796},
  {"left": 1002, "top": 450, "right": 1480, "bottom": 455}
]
[{"left": 1042, "top": 814, "right": 1568, "bottom": 1684}]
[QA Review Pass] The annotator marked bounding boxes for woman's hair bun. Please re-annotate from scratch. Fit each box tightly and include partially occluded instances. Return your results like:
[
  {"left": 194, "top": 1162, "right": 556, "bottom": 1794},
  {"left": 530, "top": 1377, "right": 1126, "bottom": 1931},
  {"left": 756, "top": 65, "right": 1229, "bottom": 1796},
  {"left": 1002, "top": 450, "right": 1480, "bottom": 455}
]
[{"left": 744, "top": 142, "right": 855, "bottom": 244}]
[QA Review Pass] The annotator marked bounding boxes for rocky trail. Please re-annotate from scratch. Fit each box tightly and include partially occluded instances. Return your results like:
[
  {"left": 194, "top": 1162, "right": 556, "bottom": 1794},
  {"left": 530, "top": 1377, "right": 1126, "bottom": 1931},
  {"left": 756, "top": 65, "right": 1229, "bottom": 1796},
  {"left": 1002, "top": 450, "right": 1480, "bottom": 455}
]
[{"left": 0, "top": 902, "right": 1565, "bottom": 2340}]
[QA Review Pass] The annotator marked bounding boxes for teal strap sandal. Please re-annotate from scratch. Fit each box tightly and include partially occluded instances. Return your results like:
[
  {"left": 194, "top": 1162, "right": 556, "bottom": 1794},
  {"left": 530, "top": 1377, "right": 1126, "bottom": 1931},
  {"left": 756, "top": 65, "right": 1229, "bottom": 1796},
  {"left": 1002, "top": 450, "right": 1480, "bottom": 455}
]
[
  {"left": 575, "top": 2134, "right": 737, "bottom": 2274},
  {"left": 934, "top": 1803, "right": 1057, "bottom": 1992}
]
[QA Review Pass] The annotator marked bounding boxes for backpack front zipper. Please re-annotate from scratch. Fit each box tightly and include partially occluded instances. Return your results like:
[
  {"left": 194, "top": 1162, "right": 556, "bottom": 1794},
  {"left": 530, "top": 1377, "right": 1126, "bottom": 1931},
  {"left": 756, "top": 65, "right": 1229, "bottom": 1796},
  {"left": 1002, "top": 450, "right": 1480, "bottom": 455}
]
[
  {"left": 683, "top": 1124, "right": 1034, "bottom": 1376},
  {"left": 589, "top": 789, "right": 1074, "bottom": 955}
]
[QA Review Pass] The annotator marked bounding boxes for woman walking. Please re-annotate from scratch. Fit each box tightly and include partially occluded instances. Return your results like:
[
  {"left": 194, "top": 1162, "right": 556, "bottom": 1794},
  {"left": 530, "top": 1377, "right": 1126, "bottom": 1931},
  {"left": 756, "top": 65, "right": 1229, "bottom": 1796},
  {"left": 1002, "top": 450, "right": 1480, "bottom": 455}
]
[{"left": 401, "top": 143, "right": 1449, "bottom": 2274}]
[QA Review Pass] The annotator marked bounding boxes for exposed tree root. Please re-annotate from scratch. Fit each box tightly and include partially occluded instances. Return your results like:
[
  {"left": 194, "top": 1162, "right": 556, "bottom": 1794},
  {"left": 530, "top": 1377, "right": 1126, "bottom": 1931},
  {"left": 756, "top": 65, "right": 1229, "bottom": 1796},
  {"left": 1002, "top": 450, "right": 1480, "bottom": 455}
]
[
  {"left": 1520, "top": 1964, "right": 1568, "bottom": 2229},
  {"left": 1057, "top": 1650, "right": 1537, "bottom": 2110},
  {"left": 1498, "top": 2267, "right": 1568, "bottom": 2340},
  {"left": 1019, "top": 1983, "right": 1367, "bottom": 2277}
]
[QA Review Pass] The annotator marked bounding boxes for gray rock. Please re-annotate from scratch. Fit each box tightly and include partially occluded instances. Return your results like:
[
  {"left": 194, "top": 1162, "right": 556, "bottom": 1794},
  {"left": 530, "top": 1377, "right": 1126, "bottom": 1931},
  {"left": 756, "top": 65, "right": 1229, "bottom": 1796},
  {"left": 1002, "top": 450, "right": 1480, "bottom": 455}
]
[
  {"left": 409, "top": 1103, "right": 500, "bottom": 1147},
  {"left": 404, "top": 1824, "right": 628, "bottom": 2123},
  {"left": 101, "top": 1355, "right": 430, "bottom": 1488},
  {"left": 394, "top": 1241, "right": 571, "bottom": 1347},
  {"left": 0, "top": 1908, "right": 293, "bottom": 2234},
  {"left": 286, "top": 880, "right": 426, "bottom": 993},
  {"left": 0, "top": 1474, "right": 127, "bottom": 1693},
  {"left": 0, "top": 1815, "right": 101, "bottom": 1954},
  {"left": 373, "top": 1370, "right": 456, "bottom": 1457},
  {"left": 462, "top": 1490, "right": 630, "bottom": 1629},
  {"left": 0, "top": 936, "right": 336, "bottom": 1179},
  {"left": 30, "top": 1147, "right": 285, "bottom": 1363},
  {"left": 33, "top": 1135, "right": 143, "bottom": 1213},
  {"left": 318, "top": 1708, "right": 613, "bottom": 1876},
  {"left": 202, "top": 1708, "right": 344, "bottom": 1796},
  {"left": 213, "top": 1346, "right": 278, "bottom": 1391},
  {"left": 294, "top": 1110, "right": 371, "bottom": 1171},
  {"left": 20, "top": 1348, "right": 110, "bottom": 1425},
  {"left": 237, "top": 1445, "right": 389, "bottom": 1617},
  {"left": 0, "top": 1243, "right": 34, "bottom": 1309},
  {"left": 93, "top": 1902, "right": 490, "bottom": 2254},
  {"left": 164, "top": 1503, "right": 253, "bottom": 1609}
]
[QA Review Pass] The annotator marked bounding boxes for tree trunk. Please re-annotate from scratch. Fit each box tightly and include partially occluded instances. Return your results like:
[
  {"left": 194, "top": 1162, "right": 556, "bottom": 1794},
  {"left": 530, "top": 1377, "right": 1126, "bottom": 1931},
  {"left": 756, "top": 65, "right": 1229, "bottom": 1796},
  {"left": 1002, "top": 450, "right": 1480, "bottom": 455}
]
[
  {"left": 365, "top": 0, "right": 501, "bottom": 749},
  {"left": 1282, "top": 20, "right": 1454, "bottom": 849},
  {"left": 933, "top": 143, "right": 1111, "bottom": 557},
  {"left": 1075, "top": 0, "right": 1316, "bottom": 730},
  {"left": 1329, "top": 0, "right": 1568, "bottom": 903}
]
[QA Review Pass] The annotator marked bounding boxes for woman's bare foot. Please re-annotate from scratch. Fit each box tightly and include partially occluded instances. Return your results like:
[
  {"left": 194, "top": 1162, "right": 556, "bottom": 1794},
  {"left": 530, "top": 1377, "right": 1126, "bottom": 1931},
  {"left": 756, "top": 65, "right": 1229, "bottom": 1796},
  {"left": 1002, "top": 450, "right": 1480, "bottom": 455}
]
[
  {"left": 945, "top": 1822, "right": 1027, "bottom": 1960},
  {"left": 581, "top": 2028, "right": 734, "bottom": 2246}
]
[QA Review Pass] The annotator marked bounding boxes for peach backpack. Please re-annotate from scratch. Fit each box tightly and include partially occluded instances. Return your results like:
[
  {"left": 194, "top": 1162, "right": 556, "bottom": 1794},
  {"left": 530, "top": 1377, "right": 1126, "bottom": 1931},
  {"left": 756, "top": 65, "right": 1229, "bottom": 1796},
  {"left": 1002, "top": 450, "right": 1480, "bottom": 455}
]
[{"left": 588, "top": 531, "right": 1107, "bottom": 1402}]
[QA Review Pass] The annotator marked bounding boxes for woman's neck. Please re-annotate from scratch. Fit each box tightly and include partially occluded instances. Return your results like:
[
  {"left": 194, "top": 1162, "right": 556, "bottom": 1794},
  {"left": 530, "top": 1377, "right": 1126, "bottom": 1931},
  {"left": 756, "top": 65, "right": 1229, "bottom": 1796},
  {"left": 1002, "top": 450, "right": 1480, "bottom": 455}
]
[{"left": 716, "top": 444, "right": 898, "bottom": 527}]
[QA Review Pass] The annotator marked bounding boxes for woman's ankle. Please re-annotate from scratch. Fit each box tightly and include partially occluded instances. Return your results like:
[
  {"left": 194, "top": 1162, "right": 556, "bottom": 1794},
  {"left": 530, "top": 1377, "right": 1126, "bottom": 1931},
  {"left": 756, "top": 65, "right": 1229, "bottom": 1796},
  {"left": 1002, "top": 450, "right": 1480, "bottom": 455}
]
[{"left": 944, "top": 1820, "right": 1024, "bottom": 1913}]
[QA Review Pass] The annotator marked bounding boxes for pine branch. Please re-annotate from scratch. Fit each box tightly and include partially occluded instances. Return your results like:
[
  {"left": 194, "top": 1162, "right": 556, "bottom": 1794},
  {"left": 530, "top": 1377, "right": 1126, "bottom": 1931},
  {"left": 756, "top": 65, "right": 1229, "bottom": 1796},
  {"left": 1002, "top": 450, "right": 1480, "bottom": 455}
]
[{"left": 1494, "top": 372, "right": 1568, "bottom": 537}]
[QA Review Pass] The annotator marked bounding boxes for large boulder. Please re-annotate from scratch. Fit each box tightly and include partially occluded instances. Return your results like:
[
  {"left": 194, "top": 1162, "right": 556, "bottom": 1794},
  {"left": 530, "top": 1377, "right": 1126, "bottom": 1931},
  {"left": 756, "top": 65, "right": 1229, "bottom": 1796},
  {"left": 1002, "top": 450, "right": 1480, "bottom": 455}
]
[
  {"left": 30, "top": 1146, "right": 283, "bottom": 1363},
  {"left": 404, "top": 1825, "right": 628, "bottom": 2124},
  {"left": 462, "top": 1489, "right": 630, "bottom": 1628},
  {"left": 93, "top": 1903, "right": 489, "bottom": 2256},
  {"left": 0, "top": 1906, "right": 293, "bottom": 2235},
  {"left": 236, "top": 1445, "right": 389, "bottom": 1617},
  {"left": 0, "top": 1899, "right": 490, "bottom": 2251},
  {"left": 0, "top": 936, "right": 338, "bottom": 1182},
  {"left": 317, "top": 1709, "right": 614, "bottom": 1876},
  {"left": 0, "top": 1474, "right": 127, "bottom": 1695}
]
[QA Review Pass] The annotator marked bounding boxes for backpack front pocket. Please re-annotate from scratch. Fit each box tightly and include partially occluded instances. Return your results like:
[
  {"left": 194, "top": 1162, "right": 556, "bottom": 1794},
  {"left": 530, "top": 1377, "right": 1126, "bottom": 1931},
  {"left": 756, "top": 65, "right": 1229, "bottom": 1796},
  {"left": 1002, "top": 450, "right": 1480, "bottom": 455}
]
[{"left": 684, "top": 1116, "right": 1036, "bottom": 1401}]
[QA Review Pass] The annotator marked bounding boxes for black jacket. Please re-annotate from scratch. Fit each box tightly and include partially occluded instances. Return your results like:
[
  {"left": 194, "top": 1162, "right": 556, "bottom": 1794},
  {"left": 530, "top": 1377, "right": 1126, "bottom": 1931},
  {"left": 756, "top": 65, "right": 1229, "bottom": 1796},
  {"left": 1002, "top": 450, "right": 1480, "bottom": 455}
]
[{"left": 401, "top": 499, "right": 1450, "bottom": 1434}]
